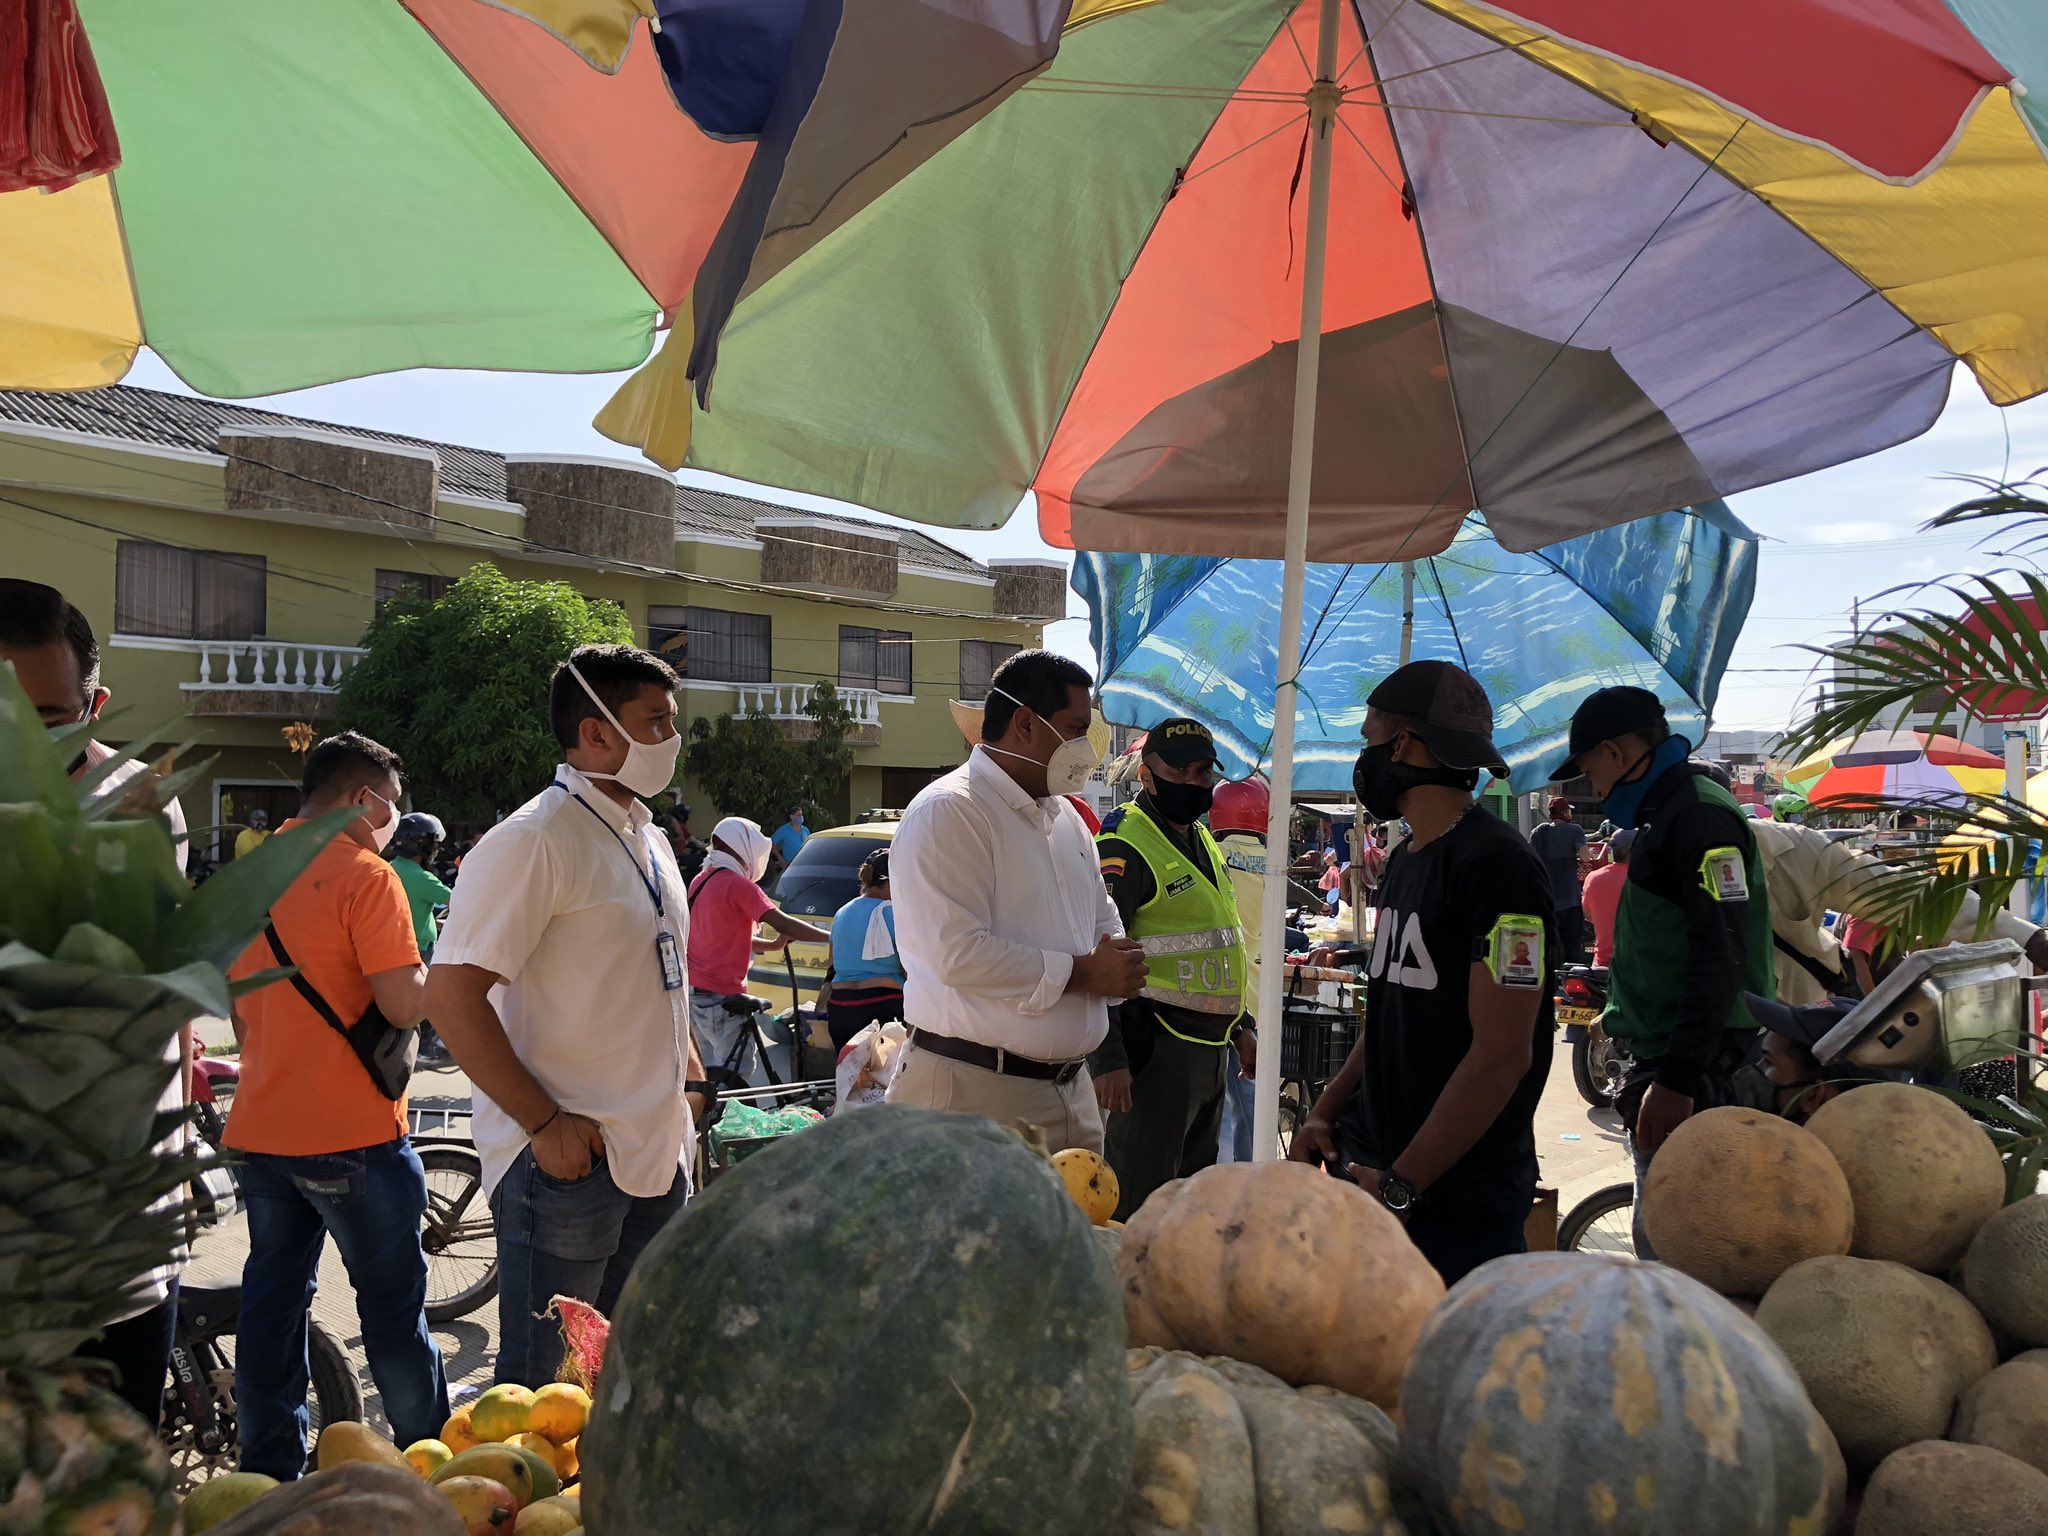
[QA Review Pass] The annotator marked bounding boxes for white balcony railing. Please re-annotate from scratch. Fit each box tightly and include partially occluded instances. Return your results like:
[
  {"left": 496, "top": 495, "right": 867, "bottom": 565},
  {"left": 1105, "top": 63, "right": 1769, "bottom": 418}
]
[
  {"left": 177, "top": 638, "right": 366, "bottom": 694},
  {"left": 731, "top": 681, "right": 882, "bottom": 729}
]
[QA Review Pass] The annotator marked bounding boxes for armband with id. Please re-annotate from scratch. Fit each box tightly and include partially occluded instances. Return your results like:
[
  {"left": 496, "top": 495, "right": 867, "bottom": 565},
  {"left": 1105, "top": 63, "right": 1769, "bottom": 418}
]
[
  {"left": 1698, "top": 847, "right": 1751, "bottom": 904},
  {"left": 1484, "top": 915, "right": 1546, "bottom": 989}
]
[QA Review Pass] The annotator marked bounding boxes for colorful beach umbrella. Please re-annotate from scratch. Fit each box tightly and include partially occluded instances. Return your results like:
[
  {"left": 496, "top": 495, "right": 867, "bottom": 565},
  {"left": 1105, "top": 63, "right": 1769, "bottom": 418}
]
[
  {"left": 1078, "top": 505, "right": 1757, "bottom": 793},
  {"left": 0, "top": 0, "right": 1071, "bottom": 400},
  {"left": 1787, "top": 731, "right": 2007, "bottom": 808}
]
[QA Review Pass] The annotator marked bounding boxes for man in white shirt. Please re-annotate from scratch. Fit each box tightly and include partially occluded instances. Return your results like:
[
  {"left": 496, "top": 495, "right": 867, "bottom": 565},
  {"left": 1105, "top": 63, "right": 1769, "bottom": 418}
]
[
  {"left": 427, "top": 644, "right": 710, "bottom": 1387},
  {"left": 886, "top": 650, "right": 1145, "bottom": 1152}
]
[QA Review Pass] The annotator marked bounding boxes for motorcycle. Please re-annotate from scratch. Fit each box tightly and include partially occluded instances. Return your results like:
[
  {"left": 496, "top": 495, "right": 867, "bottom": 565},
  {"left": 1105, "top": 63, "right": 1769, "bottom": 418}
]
[{"left": 1556, "top": 965, "right": 1633, "bottom": 1108}]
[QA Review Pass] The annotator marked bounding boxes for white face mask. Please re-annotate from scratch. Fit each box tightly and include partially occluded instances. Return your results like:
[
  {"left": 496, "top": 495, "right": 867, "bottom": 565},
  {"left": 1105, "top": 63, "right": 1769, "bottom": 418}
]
[
  {"left": 569, "top": 661, "right": 682, "bottom": 799},
  {"left": 987, "top": 687, "right": 1101, "bottom": 796},
  {"left": 361, "top": 788, "right": 399, "bottom": 854}
]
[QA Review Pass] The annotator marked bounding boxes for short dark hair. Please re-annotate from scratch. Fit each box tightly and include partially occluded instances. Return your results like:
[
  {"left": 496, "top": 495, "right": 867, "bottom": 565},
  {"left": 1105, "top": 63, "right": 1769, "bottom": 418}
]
[
  {"left": 982, "top": 649, "right": 1092, "bottom": 741},
  {"left": 0, "top": 578, "right": 101, "bottom": 704},
  {"left": 550, "top": 644, "right": 680, "bottom": 751},
  {"left": 302, "top": 730, "right": 402, "bottom": 801}
]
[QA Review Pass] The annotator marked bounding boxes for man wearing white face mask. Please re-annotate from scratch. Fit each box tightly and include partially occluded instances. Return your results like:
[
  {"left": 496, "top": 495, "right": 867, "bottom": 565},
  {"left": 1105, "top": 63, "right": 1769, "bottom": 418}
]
[
  {"left": 886, "top": 650, "right": 1146, "bottom": 1151},
  {"left": 685, "top": 815, "right": 831, "bottom": 1086},
  {"left": 225, "top": 730, "right": 445, "bottom": 1477},
  {"left": 428, "top": 644, "right": 712, "bottom": 1386}
]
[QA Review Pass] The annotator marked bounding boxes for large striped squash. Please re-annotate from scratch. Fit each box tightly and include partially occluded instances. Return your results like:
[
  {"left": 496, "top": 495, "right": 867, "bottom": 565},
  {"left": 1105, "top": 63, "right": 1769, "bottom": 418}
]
[
  {"left": 580, "top": 1108, "right": 1134, "bottom": 1535},
  {"left": 1399, "top": 1254, "right": 1843, "bottom": 1536}
]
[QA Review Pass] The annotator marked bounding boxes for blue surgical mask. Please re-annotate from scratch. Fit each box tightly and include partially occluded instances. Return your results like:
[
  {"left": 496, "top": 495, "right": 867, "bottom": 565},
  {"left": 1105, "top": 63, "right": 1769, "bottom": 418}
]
[{"left": 1601, "top": 735, "right": 1693, "bottom": 830}]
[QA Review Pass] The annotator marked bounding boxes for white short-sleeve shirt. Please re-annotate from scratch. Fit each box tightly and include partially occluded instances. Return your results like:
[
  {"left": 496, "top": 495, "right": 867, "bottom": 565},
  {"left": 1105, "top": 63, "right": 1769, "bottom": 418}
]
[{"left": 432, "top": 765, "right": 693, "bottom": 1198}]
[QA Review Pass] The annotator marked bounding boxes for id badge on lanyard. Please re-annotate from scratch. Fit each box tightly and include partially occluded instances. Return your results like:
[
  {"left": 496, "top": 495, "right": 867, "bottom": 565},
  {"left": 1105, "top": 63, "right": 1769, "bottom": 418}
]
[{"left": 657, "top": 929, "right": 685, "bottom": 991}]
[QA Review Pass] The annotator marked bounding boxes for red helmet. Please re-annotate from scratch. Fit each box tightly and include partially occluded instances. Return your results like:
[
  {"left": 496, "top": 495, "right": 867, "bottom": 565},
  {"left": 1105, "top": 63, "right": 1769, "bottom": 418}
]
[{"left": 1209, "top": 776, "right": 1271, "bottom": 836}]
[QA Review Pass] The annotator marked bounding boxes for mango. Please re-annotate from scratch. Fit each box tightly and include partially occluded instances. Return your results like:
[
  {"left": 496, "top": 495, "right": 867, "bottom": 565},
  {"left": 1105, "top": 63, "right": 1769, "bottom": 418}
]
[
  {"left": 180, "top": 1472, "right": 278, "bottom": 1534},
  {"left": 404, "top": 1437, "right": 454, "bottom": 1477},
  {"left": 430, "top": 1444, "right": 541, "bottom": 1509},
  {"left": 470, "top": 1383, "right": 535, "bottom": 1442},
  {"left": 314, "top": 1420, "right": 409, "bottom": 1474},
  {"left": 513, "top": 1495, "right": 584, "bottom": 1535},
  {"left": 441, "top": 1403, "right": 482, "bottom": 1454},
  {"left": 527, "top": 1383, "right": 590, "bottom": 1444},
  {"left": 436, "top": 1474, "right": 519, "bottom": 1534}
]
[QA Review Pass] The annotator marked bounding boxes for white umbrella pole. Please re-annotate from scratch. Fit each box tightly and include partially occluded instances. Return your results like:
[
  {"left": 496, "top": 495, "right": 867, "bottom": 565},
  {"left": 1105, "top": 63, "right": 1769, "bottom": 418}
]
[
  {"left": 1251, "top": 0, "right": 1344, "bottom": 1162},
  {"left": 1399, "top": 561, "right": 1415, "bottom": 667}
]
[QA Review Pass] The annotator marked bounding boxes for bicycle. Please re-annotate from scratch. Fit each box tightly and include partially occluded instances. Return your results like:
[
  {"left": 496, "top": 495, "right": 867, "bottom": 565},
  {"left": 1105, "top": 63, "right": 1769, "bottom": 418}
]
[
  {"left": 1557, "top": 1182, "right": 1636, "bottom": 1256},
  {"left": 416, "top": 1140, "right": 496, "bottom": 1324}
]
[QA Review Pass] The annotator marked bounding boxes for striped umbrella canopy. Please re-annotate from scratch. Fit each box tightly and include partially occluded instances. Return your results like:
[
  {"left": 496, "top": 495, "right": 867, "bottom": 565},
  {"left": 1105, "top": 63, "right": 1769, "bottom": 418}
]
[
  {"left": 1077, "top": 504, "right": 1757, "bottom": 792},
  {"left": 1787, "top": 731, "right": 2006, "bottom": 808},
  {"left": 660, "top": 0, "right": 2048, "bottom": 562},
  {"left": 0, "top": 0, "right": 1071, "bottom": 401}
]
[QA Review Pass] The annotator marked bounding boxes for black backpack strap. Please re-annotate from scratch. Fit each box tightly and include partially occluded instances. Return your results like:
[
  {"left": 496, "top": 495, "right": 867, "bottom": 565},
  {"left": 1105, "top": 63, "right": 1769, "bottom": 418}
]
[
  {"left": 265, "top": 921, "right": 349, "bottom": 1038},
  {"left": 1772, "top": 931, "right": 1858, "bottom": 997}
]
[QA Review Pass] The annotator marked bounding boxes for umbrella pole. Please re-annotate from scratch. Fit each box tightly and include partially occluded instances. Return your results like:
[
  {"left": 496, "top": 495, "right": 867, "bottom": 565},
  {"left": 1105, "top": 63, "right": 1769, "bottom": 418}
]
[{"left": 1251, "top": 0, "right": 1344, "bottom": 1163}]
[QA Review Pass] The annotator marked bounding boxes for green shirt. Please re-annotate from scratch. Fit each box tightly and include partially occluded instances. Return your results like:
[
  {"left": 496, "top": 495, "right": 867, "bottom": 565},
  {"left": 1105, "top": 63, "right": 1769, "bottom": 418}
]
[{"left": 391, "top": 856, "right": 453, "bottom": 957}]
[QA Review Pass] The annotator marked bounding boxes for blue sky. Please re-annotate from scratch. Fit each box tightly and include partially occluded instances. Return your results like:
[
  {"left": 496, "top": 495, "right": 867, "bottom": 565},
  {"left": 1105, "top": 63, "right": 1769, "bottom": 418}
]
[{"left": 127, "top": 354, "right": 2048, "bottom": 738}]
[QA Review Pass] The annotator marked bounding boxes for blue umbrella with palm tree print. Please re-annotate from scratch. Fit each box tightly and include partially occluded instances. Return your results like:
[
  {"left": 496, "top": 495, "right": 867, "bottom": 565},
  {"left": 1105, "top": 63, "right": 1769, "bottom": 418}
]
[{"left": 1074, "top": 503, "right": 1757, "bottom": 793}]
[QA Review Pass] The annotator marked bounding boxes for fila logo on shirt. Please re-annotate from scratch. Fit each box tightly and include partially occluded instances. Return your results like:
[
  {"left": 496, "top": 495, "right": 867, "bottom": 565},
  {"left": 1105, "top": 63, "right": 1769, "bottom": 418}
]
[{"left": 1367, "top": 909, "right": 1439, "bottom": 991}]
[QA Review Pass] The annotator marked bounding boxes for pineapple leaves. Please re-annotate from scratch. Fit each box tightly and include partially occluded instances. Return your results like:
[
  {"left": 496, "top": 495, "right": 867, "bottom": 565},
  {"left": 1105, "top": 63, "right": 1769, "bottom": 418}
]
[{"left": 157, "top": 809, "right": 356, "bottom": 974}]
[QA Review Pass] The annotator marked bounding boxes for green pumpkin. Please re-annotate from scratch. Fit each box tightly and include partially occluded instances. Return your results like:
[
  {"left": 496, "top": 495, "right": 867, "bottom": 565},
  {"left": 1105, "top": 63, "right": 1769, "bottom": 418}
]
[
  {"left": 580, "top": 1107, "right": 1134, "bottom": 1535},
  {"left": 1120, "top": 1349, "right": 1414, "bottom": 1535},
  {"left": 1398, "top": 1253, "right": 1842, "bottom": 1536}
]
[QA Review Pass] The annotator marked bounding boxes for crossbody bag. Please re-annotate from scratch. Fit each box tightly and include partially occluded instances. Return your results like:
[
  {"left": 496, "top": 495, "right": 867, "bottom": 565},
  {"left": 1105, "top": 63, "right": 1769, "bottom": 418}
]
[{"left": 264, "top": 921, "right": 418, "bottom": 1100}]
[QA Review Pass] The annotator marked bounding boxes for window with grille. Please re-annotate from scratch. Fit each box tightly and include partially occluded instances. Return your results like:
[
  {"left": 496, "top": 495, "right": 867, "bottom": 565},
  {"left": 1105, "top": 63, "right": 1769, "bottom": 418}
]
[
  {"left": 650, "top": 605, "right": 770, "bottom": 683},
  {"left": 374, "top": 568, "right": 455, "bottom": 608},
  {"left": 838, "top": 625, "right": 913, "bottom": 695},
  {"left": 114, "top": 541, "right": 266, "bottom": 640},
  {"left": 959, "top": 639, "right": 1022, "bottom": 702}
]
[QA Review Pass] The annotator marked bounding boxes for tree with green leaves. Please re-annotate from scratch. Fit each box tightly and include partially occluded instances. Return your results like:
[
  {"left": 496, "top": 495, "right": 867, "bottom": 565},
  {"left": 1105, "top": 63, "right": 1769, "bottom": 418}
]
[
  {"left": 1781, "top": 473, "right": 2048, "bottom": 1196},
  {"left": 684, "top": 683, "right": 857, "bottom": 831},
  {"left": 337, "top": 562, "right": 636, "bottom": 828}
]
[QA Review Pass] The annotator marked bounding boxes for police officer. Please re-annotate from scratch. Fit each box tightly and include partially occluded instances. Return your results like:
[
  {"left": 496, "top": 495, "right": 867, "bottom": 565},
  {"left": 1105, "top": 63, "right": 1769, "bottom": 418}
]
[
  {"left": 1549, "top": 687, "right": 1773, "bottom": 1257},
  {"left": 1091, "top": 718, "right": 1251, "bottom": 1217}
]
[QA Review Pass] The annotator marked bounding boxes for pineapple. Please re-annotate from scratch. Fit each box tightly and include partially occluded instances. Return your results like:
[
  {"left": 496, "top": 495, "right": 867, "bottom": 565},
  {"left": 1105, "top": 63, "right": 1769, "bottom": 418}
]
[{"left": 0, "top": 668, "right": 350, "bottom": 1533}]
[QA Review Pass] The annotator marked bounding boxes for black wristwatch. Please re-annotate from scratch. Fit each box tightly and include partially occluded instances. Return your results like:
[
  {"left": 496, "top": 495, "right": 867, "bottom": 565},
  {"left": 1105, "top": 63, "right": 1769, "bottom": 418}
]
[
  {"left": 1377, "top": 1172, "right": 1421, "bottom": 1214},
  {"left": 685, "top": 1079, "right": 725, "bottom": 1130}
]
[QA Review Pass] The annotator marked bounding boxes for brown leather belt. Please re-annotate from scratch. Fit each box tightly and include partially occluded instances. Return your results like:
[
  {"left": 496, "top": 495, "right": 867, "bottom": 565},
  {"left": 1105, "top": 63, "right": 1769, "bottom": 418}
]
[{"left": 908, "top": 1028, "right": 1086, "bottom": 1085}]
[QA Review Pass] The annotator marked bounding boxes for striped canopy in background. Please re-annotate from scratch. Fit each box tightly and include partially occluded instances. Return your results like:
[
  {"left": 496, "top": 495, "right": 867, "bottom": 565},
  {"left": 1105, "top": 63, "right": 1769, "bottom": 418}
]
[
  {"left": 671, "top": 0, "right": 2048, "bottom": 563},
  {"left": 1076, "top": 505, "right": 1758, "bottom": 792},
  {"left": 0, "top": 0, "right": 1072, "bottom": 404}
]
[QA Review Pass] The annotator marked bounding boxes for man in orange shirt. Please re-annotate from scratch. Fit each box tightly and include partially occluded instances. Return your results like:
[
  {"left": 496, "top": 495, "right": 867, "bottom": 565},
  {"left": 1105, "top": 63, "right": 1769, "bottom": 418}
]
[{"left": 225, "top": 731, "right": 447, "bottom": 1479}]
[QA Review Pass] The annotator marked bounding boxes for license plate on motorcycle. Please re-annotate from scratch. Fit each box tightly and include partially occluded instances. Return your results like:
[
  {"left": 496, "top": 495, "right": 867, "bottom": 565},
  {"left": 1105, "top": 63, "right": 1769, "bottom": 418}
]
[{"left": 1557, "top": 1006, "right": 1599, "bottom": 1027}]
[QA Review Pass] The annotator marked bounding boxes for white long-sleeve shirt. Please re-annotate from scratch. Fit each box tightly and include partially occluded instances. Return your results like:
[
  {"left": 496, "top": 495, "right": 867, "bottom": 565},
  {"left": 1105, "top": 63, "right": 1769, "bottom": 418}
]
[
  {"left": 1753, "top": 819, "right": 2037, "bottom": 1004},
  {"left": 889, "top": 747, "right": 1123, "bottom": 1061}
]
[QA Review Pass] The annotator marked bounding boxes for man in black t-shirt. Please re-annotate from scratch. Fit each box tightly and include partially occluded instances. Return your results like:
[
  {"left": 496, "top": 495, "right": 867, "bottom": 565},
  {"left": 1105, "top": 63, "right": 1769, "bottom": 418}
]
[
  {"left": 1528, "top": 797, "right": 1587, "bottom": 960},
  {"left": 1292, "top": 661, "right": 1556, "bottom": 1284}
]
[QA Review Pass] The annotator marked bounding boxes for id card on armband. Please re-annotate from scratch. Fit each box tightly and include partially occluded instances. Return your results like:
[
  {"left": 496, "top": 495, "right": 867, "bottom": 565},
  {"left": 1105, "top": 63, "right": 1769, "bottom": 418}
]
[
  {"left": 657, "top": 930, "right": 685, "bottom": 991},
  {"left": 1486, "top": 916, "right": 1545, "bottom": 990}
]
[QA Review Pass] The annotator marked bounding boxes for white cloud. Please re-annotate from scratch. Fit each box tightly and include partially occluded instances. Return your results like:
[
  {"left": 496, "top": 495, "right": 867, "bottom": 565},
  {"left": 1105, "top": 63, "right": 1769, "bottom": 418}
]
[{"left": 1803, "top": 519, "right": 1905, "bottom": 544}]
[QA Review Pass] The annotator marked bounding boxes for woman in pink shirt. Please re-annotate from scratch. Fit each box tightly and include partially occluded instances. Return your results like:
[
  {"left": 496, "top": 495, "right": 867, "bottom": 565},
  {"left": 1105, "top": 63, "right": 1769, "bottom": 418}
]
[{"left": 686, "top": 817, "right": 829, "bottom": 1083}]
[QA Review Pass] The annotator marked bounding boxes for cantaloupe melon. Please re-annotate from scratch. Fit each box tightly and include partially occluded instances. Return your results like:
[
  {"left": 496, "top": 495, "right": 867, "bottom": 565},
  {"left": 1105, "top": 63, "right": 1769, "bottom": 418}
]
[
  {"left": 1804, "top": 1083, "right": 2004, "bottom": 1273},
  {"left": 1962, "top": 1193, "right": 2048, "bottom": 1348},
  {"left": 1858, "top": 1441, "right": 2048, "bottom": 1536},
  {"left": 1640, "top": 1106, "right": 1855, "bottom": 1296},
  {"left": 1951, "top": 1350, "right": 2048, "bottom": 1477},
  {"left": 1756, "top": 1255, "right": 1994, "bottom": 1475}
]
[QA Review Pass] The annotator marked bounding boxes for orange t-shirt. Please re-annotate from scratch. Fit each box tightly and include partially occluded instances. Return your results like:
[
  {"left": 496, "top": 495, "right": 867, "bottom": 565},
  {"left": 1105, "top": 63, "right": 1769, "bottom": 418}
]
[{"left": 224, "top": 820, "right": 422, "bottom": 1155}]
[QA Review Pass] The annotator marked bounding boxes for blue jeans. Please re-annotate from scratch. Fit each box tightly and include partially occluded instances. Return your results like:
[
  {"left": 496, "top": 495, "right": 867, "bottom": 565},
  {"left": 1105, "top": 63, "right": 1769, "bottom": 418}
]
[
  {"left": 490, "top": 1147, "right": 688, "bottom": 1388},
  {"left": 1216, "top": 1068, "right": 1255, "bottom": 1162},
  {"left": 235, "top": 1139, "right": 448, "bottom": 1479}
]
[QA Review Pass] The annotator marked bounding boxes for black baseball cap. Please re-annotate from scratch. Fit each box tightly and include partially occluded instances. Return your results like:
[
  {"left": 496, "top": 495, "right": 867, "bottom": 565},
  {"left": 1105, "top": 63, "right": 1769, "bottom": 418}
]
[
  {"left": 1365, "top": 660, "right": 1509, "bottom": 778},
  {"left": 1746, "top": 992, "right": 1856, "bottom": 1050},
  {"left": 1547, "top": 686, "right": 1669, "bottom": 782},
  {"left": 1147, "top": 716, "right": 1220, "bottom": 770}
]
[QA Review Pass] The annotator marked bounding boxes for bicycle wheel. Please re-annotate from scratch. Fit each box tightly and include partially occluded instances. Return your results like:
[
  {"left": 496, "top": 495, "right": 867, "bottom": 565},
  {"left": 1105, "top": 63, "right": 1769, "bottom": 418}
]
[
  {"left": 418, "top": 1143, "right": 498, "bottom": 1324},
  {"left": 1557, "top": 1182, "right": 1636, "bottom": 1256}
]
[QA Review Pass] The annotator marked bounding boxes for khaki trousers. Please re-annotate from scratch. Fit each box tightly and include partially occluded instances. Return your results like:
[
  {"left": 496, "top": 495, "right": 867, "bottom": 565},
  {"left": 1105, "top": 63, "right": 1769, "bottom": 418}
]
[{"left": 886, "top": 1044, "right": 1105, "bottom": 1154}]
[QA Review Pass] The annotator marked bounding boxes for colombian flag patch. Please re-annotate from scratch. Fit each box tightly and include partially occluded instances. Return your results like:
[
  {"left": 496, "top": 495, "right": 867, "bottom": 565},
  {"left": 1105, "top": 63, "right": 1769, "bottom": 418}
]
[{"left": 1099, "top": 856, "right": 1127, "bottom": 878}]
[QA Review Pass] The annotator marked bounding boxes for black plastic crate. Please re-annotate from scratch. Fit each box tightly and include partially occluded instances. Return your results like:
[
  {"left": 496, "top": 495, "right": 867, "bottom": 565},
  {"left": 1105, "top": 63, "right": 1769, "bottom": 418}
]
[{"left": 1279, "top": 1005, "right": 1359, "bottom": 1084}]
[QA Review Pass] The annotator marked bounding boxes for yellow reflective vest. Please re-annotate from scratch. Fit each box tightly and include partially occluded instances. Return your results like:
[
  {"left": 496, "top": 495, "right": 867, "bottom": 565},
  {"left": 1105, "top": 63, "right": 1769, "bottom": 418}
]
[{"left": 1101, "top": 801, "right": 1248, "bottom": 1041}]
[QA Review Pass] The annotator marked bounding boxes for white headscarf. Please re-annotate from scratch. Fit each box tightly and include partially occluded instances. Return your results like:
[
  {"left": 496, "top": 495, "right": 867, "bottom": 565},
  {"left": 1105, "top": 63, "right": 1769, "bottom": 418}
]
[{"left": 703, "top": 816, "right": 771, "bottom": 884}]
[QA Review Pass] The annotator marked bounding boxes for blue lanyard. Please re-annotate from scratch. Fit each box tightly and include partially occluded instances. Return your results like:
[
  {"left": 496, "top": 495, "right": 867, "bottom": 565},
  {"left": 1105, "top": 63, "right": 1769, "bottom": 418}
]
[{"left": 552, "top": 780, "right": 664, "bottom": 919}]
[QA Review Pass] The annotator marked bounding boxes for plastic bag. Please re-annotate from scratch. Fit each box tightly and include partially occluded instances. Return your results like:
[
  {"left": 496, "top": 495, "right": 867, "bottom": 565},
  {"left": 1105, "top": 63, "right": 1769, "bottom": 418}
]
[
  {"left": 835, "top": 1021, "right": 908, "bottom": 1113},
  {"left": 708, "top": 1098, "right": 824, "bottom": 1164}
]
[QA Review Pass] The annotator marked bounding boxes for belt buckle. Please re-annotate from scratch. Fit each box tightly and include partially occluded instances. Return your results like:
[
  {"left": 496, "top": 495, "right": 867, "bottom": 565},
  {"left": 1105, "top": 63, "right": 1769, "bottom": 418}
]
[{"left": 1054, "top": 1059, "right": 1083, "bottom": 1086}]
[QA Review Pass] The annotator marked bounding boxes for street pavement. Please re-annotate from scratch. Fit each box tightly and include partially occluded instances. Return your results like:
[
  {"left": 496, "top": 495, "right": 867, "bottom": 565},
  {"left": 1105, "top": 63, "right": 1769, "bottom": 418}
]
[{"left": 188, "top": 1042, "right": 1629, "bottom": 1435}]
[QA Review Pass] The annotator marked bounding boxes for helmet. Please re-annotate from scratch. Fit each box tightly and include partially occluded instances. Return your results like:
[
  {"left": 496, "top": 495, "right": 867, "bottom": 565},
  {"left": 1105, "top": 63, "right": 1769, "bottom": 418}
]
[
  {"left": 1208, "top": 776, "right": 1270, "bottom": 836},
  {"left": 1771, "top": 793, "right": 1809, "bottom": 822},
  {"left": 394, "top": 812, "right": 445, "bottom": 847}
]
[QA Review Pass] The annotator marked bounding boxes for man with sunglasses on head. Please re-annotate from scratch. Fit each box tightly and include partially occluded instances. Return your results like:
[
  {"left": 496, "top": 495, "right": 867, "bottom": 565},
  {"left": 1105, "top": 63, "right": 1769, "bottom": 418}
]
[
  {"left": 1091, "top": 718, "right": 1253, "bottom": 1216},
  {"left": 886, "top": 650, "right": 1145, "bottom": 1151}
]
